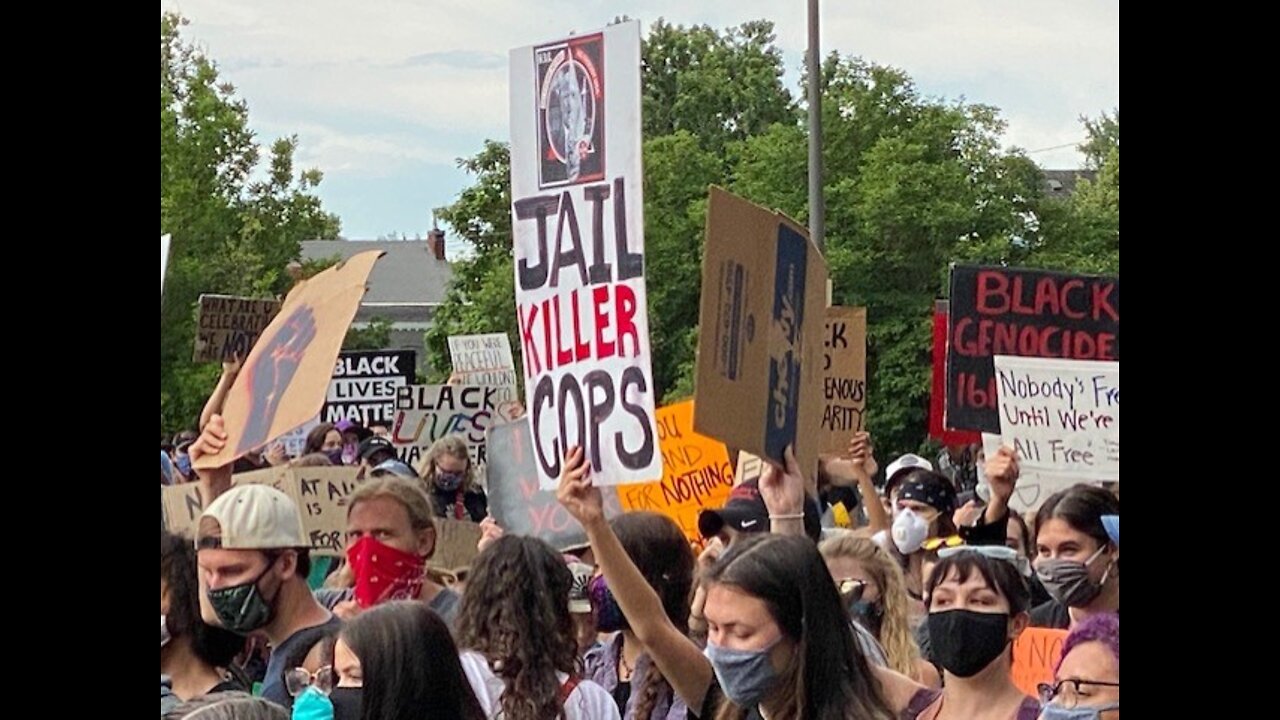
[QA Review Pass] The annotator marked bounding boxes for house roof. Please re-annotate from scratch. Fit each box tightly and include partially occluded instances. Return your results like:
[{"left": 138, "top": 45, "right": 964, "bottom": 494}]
[
  {"left": 1042, "top": 169, "right": 1099, "bottom": 198},
  {"left": 299, "top": 240, "right": 452, "bottom": 307}
]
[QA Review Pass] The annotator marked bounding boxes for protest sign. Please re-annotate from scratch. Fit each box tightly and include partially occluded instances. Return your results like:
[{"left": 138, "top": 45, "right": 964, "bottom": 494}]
[
  {"left": 193, "top": 295, "right": 283, "bottom": 363},
  {"left": 993, "top": 356, "right": 1118, "bottom": 481},
  {"left": 161, "top": 482, "right": 204, "bottom": 537},
  {"left": 980, "top": 433, "right": 1083, "bottom": 513},
  {"left": 930, "top": 300, "right": 981, "bottom": 446},
  {"left": 162, "top": 466, "right": 363, "bottom": 556},
  {"left": 946, "top": 265, "right": 1119, "bottom": 433},
  {"left": 694, "top": 187, "right": 828, "bottom": 490},
  {"left": 433, "top": 518, "right": 482, "bottom": 572},
  {"left": 1012, "top": 628, "right": 1069, "bottom": 698},
  {"left": 819, "top": 307, "right": 867, "bottom": 454},
  {"left": 448, "top": 334, "right": 522, "bottom": 420},
  {"left": 510, "top": 21, "right": 662, "bottom": 489},
  {"left": 617, "top": 401, "right": 733, "bottom": 546},
  {"left": 325, "top": 350, "right": 416, "bottom": 426},
  {"left": 194, "top": 251, "right": 381, "bottom": 469},
  {"left": 390, "top": 384, "right": 507, "bottom": 469},
  {"left": 485, "top": 420, "right": 621, "bottom": 550}
]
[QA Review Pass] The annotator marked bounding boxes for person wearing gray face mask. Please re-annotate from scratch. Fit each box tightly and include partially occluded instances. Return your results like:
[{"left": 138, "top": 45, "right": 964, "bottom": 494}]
[{"left": 1029, "top": 486, "right": 1119, "bottom": 630}]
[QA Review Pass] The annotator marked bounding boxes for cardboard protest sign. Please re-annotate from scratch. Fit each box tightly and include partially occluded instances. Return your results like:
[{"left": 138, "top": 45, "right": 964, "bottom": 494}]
[
  {"left": 232, "top": 466, "right": 363, "bottom": 556},
  {"left": 485, "top": 420, "right": 621, "bottom": 550},
  {"left": 930, "top": 301, "right": 981, "bottom": 446},
  {"left": 325, "top": 350, "right": 416, "bottom": 426},
  {"left": 390, "top": 384, "right": 509, "bottom": 470},
  {"left": 1012, "top": 628, "right": 1069, "bottom": 698},
  {"left": 433, "top": 518, "right": 481, "bottom": 572},
  {"left": 161, "top": 466, "right": 363, "bottom": 556},
  {"left": 509, "top": 21, "right": 662, "bottom": 489},
  {"left": 161, "top": 235, "right": 171, "bottom": 297},
  {"left": 819, "top": 307, "right": 867, "bottom": 454},
  {"left": 993, "top": 356, "right": 1118, "bottom": 482},
  {"left": 448, "top": 334, "right": 522, "bottom": 421},
  {"left": 193, "top": 295, "right": 283, "bottom": 363},
  {"left": 161, "top": 482, "right": 205, "bottom": 537},
  {"left": 617, "top": 401, "right": 734, "bottom": 546},
  {"left": 694, "top": 187, "right": 828, "bottom": 490},
  {"left": 194, "top": 252, "right": 381, "bottom": 469},
  {"left": 981, "top": 433, "right": 1083, "bottom": 513},
  {"left": 946, "top": 265, "right": 1119, "bottom": 434}
]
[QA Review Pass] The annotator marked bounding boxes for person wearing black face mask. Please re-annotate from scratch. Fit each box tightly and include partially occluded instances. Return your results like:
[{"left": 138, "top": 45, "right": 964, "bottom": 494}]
[
  {"left": 421, "top": 434, "right": 488, "bottom": 522},
  {"left": 918, "top": 546, "right": 1042, "bottom": 720}
]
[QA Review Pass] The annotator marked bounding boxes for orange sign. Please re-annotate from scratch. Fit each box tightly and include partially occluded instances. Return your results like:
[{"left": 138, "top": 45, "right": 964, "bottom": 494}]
[
  {"left": 618, "top": 401, "right": 734, "bottom": 547},
  {"left": 1011, "top": 627, "right": 1069, "bottom": 697},
  {"left": 194, "top": 251, "right": 381, "bottom": 469}
]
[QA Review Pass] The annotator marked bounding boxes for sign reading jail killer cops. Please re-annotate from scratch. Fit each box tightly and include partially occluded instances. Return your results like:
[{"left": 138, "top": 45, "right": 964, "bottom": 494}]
[
  {"left": 192, "top": 295, "right": 283, "bottom": 363},
  {"left": 390, "top": 384, "right": 508, "bottom": 470},
  {"left": 324, "top": 350, "right": 416, "bottom": 426},
  {"left": 993, "top": 356, "right": 1119, "bottom": 481},
  {"left": 448, "top": 334, "right": 521, "bottom": 420},
  {"left": 617, "top": 401, "right": 733, "bottom": 546},
  {"left": 485, "top": 420, "right": 621, "bottom": 550},
  {"left": 946, "top": 265, "right": 1119, "bottom": 434},
  {"left": 509, "top": 21, "right": 662, "bottom": 489},
  {"left": 162, "top": 466, "right": 363, "bottom": 556},
  {"left": 694, "top": 187, "right": 828, "bottom": 491},
  {"left": 819, "top": 307, "right": 867, "bottom": 455}
]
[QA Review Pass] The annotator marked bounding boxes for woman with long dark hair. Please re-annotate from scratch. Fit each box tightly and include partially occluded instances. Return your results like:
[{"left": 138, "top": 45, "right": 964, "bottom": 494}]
[
  {"left": 457, "top": 534, "right": 619, "bottom": 719},
  {"left": 558, "top": 446, "right": 931, "bottom": 720},
  {"left": 583, "top": 512, "right": 694, "bottom": 719},
  {"left": 1031, "top": 485, "right": 1119, "bottom": 629},
  {"left": 330, "top": 601, "right": 487, "bottom": 720}
]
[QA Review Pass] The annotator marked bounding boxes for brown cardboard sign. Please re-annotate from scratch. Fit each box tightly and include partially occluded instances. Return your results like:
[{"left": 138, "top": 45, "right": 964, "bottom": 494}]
[
  {"left": 693, "top": 187, "right": 828, "bottom": 490},
  {"left": 194, "top": 251, "right": 382, "bottom": 470},
  {"left": 192, "top": 295, "right": 283, "bottom": 363},
  {"left": 433, "top": 518, "right": 482, "bottom": 572},
  {"left": 819, "top": 307, "right": 867, "bottom": 454}
]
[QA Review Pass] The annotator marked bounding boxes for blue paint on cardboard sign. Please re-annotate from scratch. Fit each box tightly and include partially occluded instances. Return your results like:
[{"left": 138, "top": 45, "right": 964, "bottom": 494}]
[{"left": 764, "top": 224, "right": 807, "bottom": 463}]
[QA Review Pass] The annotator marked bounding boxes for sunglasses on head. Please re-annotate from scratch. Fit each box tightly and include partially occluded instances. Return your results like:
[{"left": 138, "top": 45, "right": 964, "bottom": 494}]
[{"left": 921, "top": 535, "right": 964, "bottom": 552}]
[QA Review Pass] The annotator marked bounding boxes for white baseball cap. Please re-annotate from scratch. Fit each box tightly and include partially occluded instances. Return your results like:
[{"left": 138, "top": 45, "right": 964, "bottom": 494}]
[
  {"left": 196, "top": 484, "right": 308, "bottom": 550},
  {"left": 885, "top": 454, "right": 934, "bottom": 483}
]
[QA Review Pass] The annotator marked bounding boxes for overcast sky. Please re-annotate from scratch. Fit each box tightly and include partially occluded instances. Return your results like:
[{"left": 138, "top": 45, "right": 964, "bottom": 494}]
[{"left": 161, "top": 1, "right": 1119, "bottom": 252}]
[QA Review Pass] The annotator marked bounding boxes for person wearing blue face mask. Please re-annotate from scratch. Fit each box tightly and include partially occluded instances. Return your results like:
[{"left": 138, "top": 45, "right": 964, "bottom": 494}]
[
  {"left": 421, "top": 434, "right": 488, "bottom": 522},
  {"left": 558, "top": 444, "right": 935, "bottom": 720}
]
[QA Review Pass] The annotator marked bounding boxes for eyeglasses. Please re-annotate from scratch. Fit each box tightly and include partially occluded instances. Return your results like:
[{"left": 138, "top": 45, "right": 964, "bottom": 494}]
[
  {"left": 837, "top": 578, "right": 867, "bottom": 601},
  {"left": 285, "top": 666, "right": 336, "bottom": 697},
  {"left": 921, "top": 535, "right": 964, "bottom": 552},
  {"left": 1037, "top": 679, "right": 1121, "bottom": 708}
]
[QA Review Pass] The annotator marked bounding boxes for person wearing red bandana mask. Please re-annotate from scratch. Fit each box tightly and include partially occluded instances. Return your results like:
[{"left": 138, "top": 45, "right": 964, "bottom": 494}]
[{"left": 314, "top": 478, "right": 463, "bottom": 628}]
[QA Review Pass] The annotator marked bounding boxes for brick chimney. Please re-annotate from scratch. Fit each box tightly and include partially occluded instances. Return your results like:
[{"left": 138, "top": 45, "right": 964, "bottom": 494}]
[{"left": 427, "top": 216, "right": 446, "bottom": 261}]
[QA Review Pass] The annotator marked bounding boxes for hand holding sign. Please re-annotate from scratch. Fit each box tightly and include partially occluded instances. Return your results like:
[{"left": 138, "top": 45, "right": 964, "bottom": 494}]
[
  {"left": 557, "top": 446, "right": 606, "bottom": 530},
  {"left": 759, "top": 445, "right": 805, "bottom": 520},
  {"left": 188, "top": 415, "right": 233, "bottom": 503},
  {"left": 477, "top": 517, "right": 506, "bottom": 553},
  {"left": 984, "top": 446, "right": 1021, "bottom": 504},
  {"left": 846, "top": 431, "right": 879, "bottom": 483}
]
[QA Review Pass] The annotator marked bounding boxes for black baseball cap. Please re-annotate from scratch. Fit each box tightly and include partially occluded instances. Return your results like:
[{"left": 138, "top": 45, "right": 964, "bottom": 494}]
[{"left": 698, "top": 479, "right": 822, "bottom": 542}]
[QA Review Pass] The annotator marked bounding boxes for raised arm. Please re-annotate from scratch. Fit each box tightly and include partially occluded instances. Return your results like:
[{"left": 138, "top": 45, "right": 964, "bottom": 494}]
[
  {"left": 198, "top": 357, "right": 242, "bottom": 432},
  {"left": 557, "top": 447, "right": 715, "bottom": 713}
]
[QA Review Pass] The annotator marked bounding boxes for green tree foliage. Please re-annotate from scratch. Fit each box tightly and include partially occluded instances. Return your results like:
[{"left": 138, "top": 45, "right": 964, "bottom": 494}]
[
  {"left": 161, "top": 12, "right": 340, "bottom": 432},
  {"left": 426, "top": 21, "right": 1119, "bottom": 459}
]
